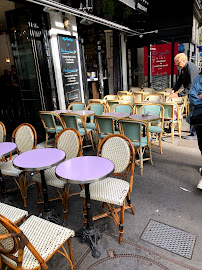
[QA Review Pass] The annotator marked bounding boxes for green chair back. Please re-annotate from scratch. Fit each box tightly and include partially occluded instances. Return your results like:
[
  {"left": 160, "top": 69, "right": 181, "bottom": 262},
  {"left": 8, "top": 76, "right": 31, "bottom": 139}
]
[
  {"left": 70, "top": 104, "right": 85, "bottom": 111},
  {"left": 119, "top": 120, "right": 142, "bottom": 142},
  {"left": 112, "top": 104, "right": 132, "bottom": 114},
  {"left": 40, "top": 112, "right": 63, "bottom": 133},
  {"left": 140, "top": 105, "right": 161, "bottom": 124},
  {"left": 88, "top": 103, "right": 105, "bottom": 123},
  {"left": 95, "top": 116, "right": 115, "bottom": 135},
  {"left": 60, "top": 113, "right": 79, "bottom": 130}
]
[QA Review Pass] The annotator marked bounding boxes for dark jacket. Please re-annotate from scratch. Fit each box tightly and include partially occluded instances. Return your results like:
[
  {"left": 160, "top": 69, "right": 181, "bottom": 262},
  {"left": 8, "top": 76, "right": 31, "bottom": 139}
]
[{"left": 173, "top": 61, "right": 199, "bottom": 97}]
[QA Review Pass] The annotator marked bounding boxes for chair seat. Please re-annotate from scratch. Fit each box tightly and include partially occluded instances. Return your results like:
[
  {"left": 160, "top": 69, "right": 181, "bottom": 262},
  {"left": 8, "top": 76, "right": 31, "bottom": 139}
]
[
  {"left": 131, "top": 137, "right": 152, "bottom": 147},
  {"left": 149, "top": 126, "right": 162, "bottom": 133},
  {"left": 1, "top": 215, "right": 74, "bottom": 269},
  {"left": 0, "top": 202, "right": 28, "bottom": 224},
  {"left": 78, "top": 127, "right": 93, "bottom": 136},
  {"left": 1, "top": 156, "right": 22, "bottom": 177},
  {"left": 46, "top": 125, "right": 63, "bottom": 134},
  {"left": 100, "top": 131, "right": 120, "bottom": 139},
  {"left": 80, "top": 177, "right": 129, "bottom": 206},
  {"left": 85, "top": 122, "right": 96, "bottom": 130},
  {"left": 32, "top": 166, "right": 67, "bottom": 189}
]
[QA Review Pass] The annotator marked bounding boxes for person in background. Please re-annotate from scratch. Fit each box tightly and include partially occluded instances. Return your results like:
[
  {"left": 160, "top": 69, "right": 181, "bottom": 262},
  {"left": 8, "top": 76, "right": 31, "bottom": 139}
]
[
  {"left": 170, "top": 53, "right": 199, "bottom": 140},
  {"left": 189, "top": 72, "right": 202, "bottom": 189}
]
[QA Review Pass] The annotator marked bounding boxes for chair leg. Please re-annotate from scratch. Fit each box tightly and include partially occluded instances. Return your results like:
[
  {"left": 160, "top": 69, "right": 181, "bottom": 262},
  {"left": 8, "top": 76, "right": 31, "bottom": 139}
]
[
  {"left": 67, "top": 239, "right": 75, "bottom": 270},
  {"left": 89, "top": 132, "right": 95, "bottom": 151},
  {"left": 149, "top": 144, "right": 153, "bottom": 165},
  {"left": 16, "top": 175, "right": 27, "bottom": 207},
  {"left": 119, "top": 204, "right": 125, "bottom": 244},
  {"left": 35, "top": 182, "right": 42, "bottom": 212},
  {"left": 159, "top": 133, "right": 163, "bottom": 154},
  {"left": 63, "top": 187, "right": 68, "bottom": 223},
  {"left": 171, "top": 122, "right": 174, "bottom": 143},
  {"left": 126, "top": 193, "right": 135, "bottom": 215},
  {"left": 139, "top": 147, "right": 143, "bottom": 176}
]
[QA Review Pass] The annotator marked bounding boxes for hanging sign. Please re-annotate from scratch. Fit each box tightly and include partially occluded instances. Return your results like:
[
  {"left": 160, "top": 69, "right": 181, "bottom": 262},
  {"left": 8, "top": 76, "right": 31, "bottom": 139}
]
[{"left": 58, "top": 34, "right": 81, "bottom": 103}]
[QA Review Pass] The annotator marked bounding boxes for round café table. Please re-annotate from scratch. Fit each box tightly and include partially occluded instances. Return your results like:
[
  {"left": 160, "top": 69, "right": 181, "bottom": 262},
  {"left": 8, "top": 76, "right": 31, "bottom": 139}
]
[
  {"left": 53, "top": 109, "right": 72, "bottom": 114},
  {"left": 129, "top": 114, "right": 160, "bottom": 122},
  {"left": 129, "top": 114, "right": 160, "bottom": 136},
  {"left": 13, "top": 148, "right": 65, "bottom": 224},
  {"left": 0, "top": 142, "right": 17, "bottom": 204},
  {"left": 103, "top": 112, "right": 130, "bottom": 119},
  {"left": 56, "top": 156, "right": 114, "bottom": 258}
]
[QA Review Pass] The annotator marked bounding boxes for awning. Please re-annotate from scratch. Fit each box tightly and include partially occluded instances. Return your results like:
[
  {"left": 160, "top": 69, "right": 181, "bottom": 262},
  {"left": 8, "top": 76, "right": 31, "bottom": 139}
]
[{"left": 26, "top": 0, "right": 142, "bottom": 36}]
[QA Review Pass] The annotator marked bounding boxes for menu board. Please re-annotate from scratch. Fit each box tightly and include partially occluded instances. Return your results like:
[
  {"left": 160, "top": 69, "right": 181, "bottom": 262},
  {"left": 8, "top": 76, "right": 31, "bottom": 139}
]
[{"left": 58, "top": 34, "right": 81, "bottom": 103}]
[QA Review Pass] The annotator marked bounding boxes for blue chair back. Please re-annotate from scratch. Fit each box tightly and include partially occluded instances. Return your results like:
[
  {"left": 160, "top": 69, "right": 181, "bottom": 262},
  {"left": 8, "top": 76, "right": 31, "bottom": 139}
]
[{"left": 112, "top": 104, "right": 132, "bottom": 114}]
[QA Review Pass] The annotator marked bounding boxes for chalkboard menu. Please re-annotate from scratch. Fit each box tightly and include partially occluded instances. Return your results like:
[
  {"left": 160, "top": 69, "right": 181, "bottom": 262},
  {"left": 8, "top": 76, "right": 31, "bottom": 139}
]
[{"left": 58, "top": 34, "right": 81, "bottom": 103}]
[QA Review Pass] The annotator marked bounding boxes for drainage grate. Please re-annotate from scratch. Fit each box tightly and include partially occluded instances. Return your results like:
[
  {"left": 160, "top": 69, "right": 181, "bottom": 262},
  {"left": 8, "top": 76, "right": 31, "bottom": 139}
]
[{"left": 140, "top": 220, "right": 196, "bottom": 259}]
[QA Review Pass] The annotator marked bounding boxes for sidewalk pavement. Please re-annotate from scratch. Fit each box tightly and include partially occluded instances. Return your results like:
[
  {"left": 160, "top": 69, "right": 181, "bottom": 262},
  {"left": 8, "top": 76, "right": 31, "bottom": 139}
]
[{"left": 2, "top": 119, "right": 202, "bottom": 270}]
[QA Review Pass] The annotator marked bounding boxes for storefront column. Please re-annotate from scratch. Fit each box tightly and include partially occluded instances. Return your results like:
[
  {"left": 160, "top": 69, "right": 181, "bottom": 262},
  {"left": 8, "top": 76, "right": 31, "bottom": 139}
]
[{"left": 121, "top": 33, "right": 128, "bottom": 91}]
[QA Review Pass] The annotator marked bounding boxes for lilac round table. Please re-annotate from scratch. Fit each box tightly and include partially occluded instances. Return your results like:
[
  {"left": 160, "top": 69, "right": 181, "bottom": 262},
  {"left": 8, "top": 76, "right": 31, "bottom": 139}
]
[
  {"left": 13, "top": 148, "right": 65, "bottom": 223},
  {"left": 56, "top": 156, "right": 114, "bottom": 258},
  {"left": 103, "top": 112, "right": 130, "bottom": 119},
  {"left": 0, "top": 142, "right": 17, "bottom": 202},
  {"left": 73, "top": 110, "right": 95, "bottom": 117}
]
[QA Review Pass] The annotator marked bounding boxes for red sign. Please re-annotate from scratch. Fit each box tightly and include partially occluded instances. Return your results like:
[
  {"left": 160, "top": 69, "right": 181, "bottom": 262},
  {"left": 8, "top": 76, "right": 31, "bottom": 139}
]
[
  {"left": 144, "top": 42, "right": 179, "bottom": 76},
  {"left": 151, "top": 43, "right": 171, "bottom": 76}
]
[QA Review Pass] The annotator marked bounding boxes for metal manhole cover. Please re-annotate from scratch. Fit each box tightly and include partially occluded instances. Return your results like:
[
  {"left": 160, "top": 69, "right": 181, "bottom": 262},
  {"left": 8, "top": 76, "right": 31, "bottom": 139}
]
[{"left": 140, "top": 220, "right": 196, "bottom": 259}]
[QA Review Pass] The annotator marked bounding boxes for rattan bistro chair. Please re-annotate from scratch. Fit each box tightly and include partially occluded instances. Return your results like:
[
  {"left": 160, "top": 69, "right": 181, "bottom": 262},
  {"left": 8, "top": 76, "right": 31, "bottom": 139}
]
[
  {"left": 80, "top": 134, "right": 135, "bottom": 244},
  {"left": 67, "top": 101, "right": 86, "bottom": 111},
  {"left": 119, "top": 119, "right": 153, "bottom": 176},
  {"left": 33, "top": 128, "right": 83, "bottom": 222},
  {"left": 0, "top": 214, "right": 75, "bottom": 270},
  {"left": 61, "top": 113, "right": 95, "bottom": 151},
  {"left": 140, "top": 104, "right": 164, "bottom": 154},
  {"left": 85, "top": 103, "right": 107, "bottom": 130},
  {"left": 39, "top": 111, "right": 65, "bottom": 148},
  {"left": 0, "top": 202, "right": 28, "bottom": 225},
  {"left": 0, "top": 121, "right": 6, "bottom": 142},
  {"left": 1, "top": 123, "right": 37, "bottom": 207}
]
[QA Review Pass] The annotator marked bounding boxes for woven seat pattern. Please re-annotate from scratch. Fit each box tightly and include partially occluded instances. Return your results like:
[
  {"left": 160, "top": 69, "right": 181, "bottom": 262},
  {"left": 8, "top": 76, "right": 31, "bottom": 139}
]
[
  {"left": 0, "top": 202, "right": 28, "bottom": 224},
  {"left": 1, "top": 215, "right": 75, "bottom": 269},
  {"left": 15, "top": 126, "right": 35, "bottom": 153},
  {"left": 33, "top": 166, "right": 67, "bottom": 188},
  {"left": 0, "top": 125, "right": 4, "bottom": 142},
  {"left": 1, "top": 155, "right": 22, "bottom": 177},
  {"left": 101, "top": 137, "right": 130, "bottom": 173},
  {"left": 57, "top": 130, "right": 80, "bottom": 159},
  {"left": 80, "top": 177, "right": 129, "bottom": 206}
]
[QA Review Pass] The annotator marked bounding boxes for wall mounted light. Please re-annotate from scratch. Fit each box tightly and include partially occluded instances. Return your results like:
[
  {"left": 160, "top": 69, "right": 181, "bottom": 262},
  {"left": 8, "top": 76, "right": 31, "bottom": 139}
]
[{"left": 6, "top": 58, "right": 10, "bottom": 63}]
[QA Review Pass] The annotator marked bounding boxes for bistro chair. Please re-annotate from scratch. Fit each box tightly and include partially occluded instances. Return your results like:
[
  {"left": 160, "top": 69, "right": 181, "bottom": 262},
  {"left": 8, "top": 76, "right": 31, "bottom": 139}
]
[
  {"left": 142, "top": 87, "right": 155, "bottom": 94},
  {"left": 117, "top": 91, "right": 130, "bottom": 99},
  {"left": 120, "top": 95, "right": 135, "bottom": 106},
  {"left": 112, "top": 104, "right": 133, "bottom": 114},
  {"left": 106, "top": 99, "right": 120, "bottom": 112},
  {"left": 85, "top": 103, "right": 107, "bottom": 130},
  {"left": 146, "top": 94, "right": 163, "bottom": 102},
  {"left": 88, "top": 99, "right": 104, "bottom": 104},
  {"left": 160, "top": 102, "right": 182, "bottom": 143},
  {"left": 1, "top": 123, "right": 37, "bottom": 207},
  {"left": 32, "top": 128, "right": 83, "bottom": 222},
  {"left": 94, "top": 115, "right": 120, "bottom": 145},
  {"left": 0, "top": 214, "right": 75, "bottom": 270},
  {"left": 0, "top": 202, "right": 28, "bottom": 225},
  {"left": 140, "top": 104, "right": 165, "bottom": 154},
  {"left": 68, "top": 101, "right": 86, "bottom": 111},
  {"left": 80, "top": 134, "right": 135, "bottom": 244},
  {"left": 119, "top": 119, "right": 153, "bottom": 175},
  {"left": 103, "top": 94, "right": 117, "bottom": 101},
  {"left": 39, "top": 111, "right": 65, "bottom": 148},
  {"left": 60, "top": 112, "right": 95, "bottom": 150},
  {"left": 0, "top": 121, "right": 6, "bottom": 142},
  {"left": 129, "top": 87, "right": 142, "bottom": 92},
  {"left": 164, "top": 88, "right": 173, "bottom": 94},
  {"left": 132, "top": 91, "right": 144, "bottom": 102}
]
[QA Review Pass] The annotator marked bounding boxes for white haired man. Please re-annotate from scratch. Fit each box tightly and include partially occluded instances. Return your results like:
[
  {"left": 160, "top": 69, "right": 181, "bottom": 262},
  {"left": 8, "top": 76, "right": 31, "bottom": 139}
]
[{"left": 170, "top": 53, "right": 199, "bottom": 140}]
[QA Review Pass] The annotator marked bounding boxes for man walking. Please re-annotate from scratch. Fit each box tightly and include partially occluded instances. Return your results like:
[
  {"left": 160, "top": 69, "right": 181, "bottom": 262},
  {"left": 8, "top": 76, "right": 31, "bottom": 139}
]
[{"left": 170, "top": 53, "right": 199, "bottom": 139}]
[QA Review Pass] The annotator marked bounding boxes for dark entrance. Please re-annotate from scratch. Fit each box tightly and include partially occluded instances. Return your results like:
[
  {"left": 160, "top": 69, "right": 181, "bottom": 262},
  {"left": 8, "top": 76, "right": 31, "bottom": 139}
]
[{"left": 0, "top": 1, "right": 56, "bottom": 141}]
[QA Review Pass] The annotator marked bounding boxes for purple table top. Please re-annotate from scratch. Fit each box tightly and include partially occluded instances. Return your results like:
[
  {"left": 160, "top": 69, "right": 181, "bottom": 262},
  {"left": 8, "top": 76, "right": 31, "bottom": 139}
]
[
  {"left": 13, "top": 148, "right": 65, "bottom": 171},
  {"left": 129, "top": 114, "right": 160, "bottom": 121},
  {"left": 54, "top": 110, "right": 72, "bottom": 114},
  {"left": 56, "top": 156, "right": 114, "bottom": 184},
  {"left": 0, "top": 142, "right": 17, "bottom": 157},
  {"left": 73, "top": 110, "right": 95, "bottom": 117},
  {"left": 103, "top": 112, "right": 130, "bottom": 119}
]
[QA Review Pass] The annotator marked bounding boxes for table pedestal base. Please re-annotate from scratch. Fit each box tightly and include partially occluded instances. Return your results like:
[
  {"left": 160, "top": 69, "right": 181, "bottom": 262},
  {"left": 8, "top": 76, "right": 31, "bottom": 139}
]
[
  {"left": 0, "top": 171, "right": 16, "bottom": 206},
  {"left": 76, "top": 224, "right": 108, "bottom": 258},
  {"left": 39, "top": 209, "right": 63, "bottom": 225}
]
